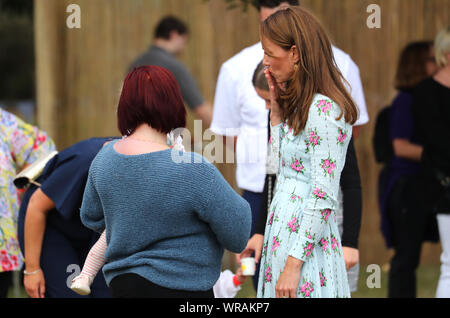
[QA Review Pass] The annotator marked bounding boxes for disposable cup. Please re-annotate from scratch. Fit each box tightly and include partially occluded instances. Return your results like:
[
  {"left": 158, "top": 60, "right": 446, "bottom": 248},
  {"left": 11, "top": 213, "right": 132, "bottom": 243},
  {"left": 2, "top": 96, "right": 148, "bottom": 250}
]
[{"left": 241, "top": 257, "right": 256, "bottom": 276}]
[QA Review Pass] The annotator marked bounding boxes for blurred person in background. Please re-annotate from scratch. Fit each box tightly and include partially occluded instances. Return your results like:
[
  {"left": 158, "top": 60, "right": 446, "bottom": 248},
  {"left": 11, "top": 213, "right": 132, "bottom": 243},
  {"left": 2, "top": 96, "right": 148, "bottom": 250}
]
[
  {"left": 411, "top": 26, "right": 450, "bottom": 298},
  {"left": 0, "top": 108, "right": 55, "bottom": 298},
  {"left": 129, "top": 16, "right": 213, "bottom": 128},
  {"left": 378, "top": 41, "right": 439, "bottom": 298}
]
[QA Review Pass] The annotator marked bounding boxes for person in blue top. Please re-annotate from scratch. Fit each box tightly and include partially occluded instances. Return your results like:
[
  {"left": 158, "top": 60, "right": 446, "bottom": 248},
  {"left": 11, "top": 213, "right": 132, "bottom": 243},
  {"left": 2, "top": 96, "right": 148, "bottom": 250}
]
[
  {"left": 18, "top": 137, "right": 116, "bottom": 298},
  {"left": 80, "top": 65, "right": 251, "bottom": 298}
]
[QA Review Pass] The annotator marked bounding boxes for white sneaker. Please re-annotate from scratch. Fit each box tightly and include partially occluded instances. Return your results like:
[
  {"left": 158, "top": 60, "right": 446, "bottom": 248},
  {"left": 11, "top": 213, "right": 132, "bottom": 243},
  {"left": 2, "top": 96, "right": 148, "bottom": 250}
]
[{"left": 70, "top": 274, "right": 94, "bottom": 296}]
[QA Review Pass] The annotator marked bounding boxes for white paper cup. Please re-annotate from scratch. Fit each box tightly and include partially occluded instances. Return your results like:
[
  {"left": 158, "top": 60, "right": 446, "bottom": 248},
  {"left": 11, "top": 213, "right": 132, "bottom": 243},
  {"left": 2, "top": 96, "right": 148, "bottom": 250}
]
[{"left": 241, "top": 257, "right": 256, "bottom": 276}]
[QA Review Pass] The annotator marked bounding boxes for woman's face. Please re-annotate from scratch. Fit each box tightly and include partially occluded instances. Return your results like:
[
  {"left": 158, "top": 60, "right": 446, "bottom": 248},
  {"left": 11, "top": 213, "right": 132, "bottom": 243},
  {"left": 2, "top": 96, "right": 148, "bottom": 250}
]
[
  {"left": 255, "top": 87, "right": 271, "bottom": 110},
  {"left": 262, "top": 36, "right": 298, "bottom": 84}
]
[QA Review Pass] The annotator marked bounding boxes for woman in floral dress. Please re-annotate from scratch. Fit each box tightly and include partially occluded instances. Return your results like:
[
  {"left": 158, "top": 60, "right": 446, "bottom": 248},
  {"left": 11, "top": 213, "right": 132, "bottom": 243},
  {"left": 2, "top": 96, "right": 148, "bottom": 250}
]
[
  {"left": 0, "top": 108, "right": 55, "bottom": 297},
  {"left": 257, "top": 7, "right": 358, "bottom": 298}
]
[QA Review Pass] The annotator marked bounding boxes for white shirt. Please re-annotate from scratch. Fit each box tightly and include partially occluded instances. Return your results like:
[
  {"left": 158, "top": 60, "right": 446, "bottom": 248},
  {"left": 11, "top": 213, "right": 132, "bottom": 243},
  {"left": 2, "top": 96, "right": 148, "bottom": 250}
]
[{"left": 211, "top": 42, "right": 368, "bottom": 193}]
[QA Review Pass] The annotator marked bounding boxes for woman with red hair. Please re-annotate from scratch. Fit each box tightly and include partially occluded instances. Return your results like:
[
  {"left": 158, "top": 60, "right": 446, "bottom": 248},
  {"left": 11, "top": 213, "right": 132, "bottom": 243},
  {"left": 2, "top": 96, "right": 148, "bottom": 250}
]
[{"left": 78, "top": 66, "right": 251, "bottom": 298}]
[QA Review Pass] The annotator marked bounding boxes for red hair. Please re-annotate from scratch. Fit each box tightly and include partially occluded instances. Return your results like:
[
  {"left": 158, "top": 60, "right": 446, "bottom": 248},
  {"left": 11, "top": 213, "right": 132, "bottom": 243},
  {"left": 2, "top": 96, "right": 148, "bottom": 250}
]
[{"left": 117, "top": 65, "right": 186, "bottom": 136}]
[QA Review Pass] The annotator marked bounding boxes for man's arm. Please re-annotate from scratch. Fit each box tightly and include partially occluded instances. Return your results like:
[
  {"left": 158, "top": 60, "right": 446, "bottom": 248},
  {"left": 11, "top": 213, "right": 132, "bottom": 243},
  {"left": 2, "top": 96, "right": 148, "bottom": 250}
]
[{"left": 193, "top": 102, "right": 213, "bottom": 129}]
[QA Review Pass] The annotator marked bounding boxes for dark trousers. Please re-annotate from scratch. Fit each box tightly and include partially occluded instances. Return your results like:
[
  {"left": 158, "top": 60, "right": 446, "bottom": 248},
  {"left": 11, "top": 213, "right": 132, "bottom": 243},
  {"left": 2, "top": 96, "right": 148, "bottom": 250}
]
[
  {"left": 39, "top": 225, "right": 111, "bottom": 298},
  {"left": 242, "top": 190, "right": 263, "bottom": 292},
  {"left": 109, "top": 273, "right": 214, "bottom": 298},
  {"left": 387, "top": 175, "right": 437, "bottom": 298},
  {"left": 0, "top": 271, "right": 13, "bottom": 298}
]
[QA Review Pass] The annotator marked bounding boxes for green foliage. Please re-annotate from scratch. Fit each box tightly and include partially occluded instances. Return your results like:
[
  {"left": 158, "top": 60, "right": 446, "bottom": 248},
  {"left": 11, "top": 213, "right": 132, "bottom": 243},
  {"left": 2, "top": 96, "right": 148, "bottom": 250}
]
[
  {"left": 0, "top": 0, "right": 33, "bottom": 16},
  {"left": 0, "top": 1, "right": 34, "bottom": 99},
  {"left": 203, "top": 0, "right": 259, "bottom": 12},
  {"left": 0, "top": 9, "right": 34, "bottom": 100}
]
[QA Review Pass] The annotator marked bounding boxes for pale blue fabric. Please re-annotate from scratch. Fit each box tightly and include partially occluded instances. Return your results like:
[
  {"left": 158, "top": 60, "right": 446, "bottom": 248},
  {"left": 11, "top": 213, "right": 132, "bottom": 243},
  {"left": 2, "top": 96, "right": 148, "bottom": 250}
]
[{"left": 257, "top": 94, "right": 352, "bottom": 298}]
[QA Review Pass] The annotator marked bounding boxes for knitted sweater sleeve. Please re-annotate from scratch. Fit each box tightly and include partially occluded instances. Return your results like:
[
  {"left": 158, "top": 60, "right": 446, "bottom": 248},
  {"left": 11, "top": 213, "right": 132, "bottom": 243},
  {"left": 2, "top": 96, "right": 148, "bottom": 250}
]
[
  {"left": 80, "top": 169, "right": 105, "bottom": 233},
  {"left": 195, "top": 163, "right": 252, "bottom": 253}
]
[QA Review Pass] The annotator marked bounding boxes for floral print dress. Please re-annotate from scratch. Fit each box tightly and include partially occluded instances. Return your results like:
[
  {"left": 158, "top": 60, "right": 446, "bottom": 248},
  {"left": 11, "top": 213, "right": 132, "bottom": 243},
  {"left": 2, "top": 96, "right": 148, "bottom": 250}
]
[
  {"left": 257, "top": 94, "right": 352, "bottom": 298},
  {"left": 0, "top": 108, "right": 55, "bottom": 272}
]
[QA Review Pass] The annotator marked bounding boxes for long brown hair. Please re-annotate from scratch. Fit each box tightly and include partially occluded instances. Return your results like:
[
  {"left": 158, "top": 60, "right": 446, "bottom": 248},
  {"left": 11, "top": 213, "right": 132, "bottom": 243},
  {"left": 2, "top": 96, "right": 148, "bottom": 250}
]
[{"left": 260, "top": 6, "right": 358, "bottom": 136}]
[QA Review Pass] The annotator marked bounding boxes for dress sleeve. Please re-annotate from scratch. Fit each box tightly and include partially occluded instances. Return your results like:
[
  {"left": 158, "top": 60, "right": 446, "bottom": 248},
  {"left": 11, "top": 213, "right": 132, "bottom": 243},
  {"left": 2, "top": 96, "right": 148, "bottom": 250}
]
[
  {"left": 268, "top": 121, "right": 282, "bottom": 173},
  {"left": 5, "top": 111, "right": 56, "bottom": 170},
  {"left": 80, "top": 170, "right": 105, "bottom": 233},
  {"left": 289, "top": 98, "right": 351, "bottom": 262}
]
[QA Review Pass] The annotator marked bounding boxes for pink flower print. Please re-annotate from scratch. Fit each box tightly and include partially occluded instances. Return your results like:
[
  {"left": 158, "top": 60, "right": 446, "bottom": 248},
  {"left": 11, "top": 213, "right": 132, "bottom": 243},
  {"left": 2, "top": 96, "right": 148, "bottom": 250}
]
[
  {"left": 321, "top": 158, "right": 337, "bottom": 178},
  {"left": 272, "top": 236, "right": 281, "bottom": 255},
  {"left": 319, "top": 237, "right": 331, "bottom": 254},
  {"left": 313, "top": 188, "right": 328, "bottom": 200},
  {"left": 316, "top": 99, "right": 333, "bottom": 116},
  {"left": 304, "top": 243, "right": 314, "bottom": 257},
  {"left": 287, "top": 216, "right": 299, "bottom": 234},
  {"left": 313, "top": 137, "right": 319, "bottom": 145},
  {"left": 299, "top": 281, "right": 314, "bottom": 298},
  {"left": 331, "top": 234, "right": 341, "bottom": 255},
  {"left": 264, "top": 266, "right": 272, "bottom": 283},
  {"left": 305, "top": 141, "right": 310, "bottom": 153},
  {"left": 305, "top": 128, "right": 321, "bottom": 154},
  {"left": 268, "top": 212, "right": 274, "bottom": 226},
  {"left": 289, "top": 193, "right": 303, "bottom": 203},
  {"left": 301, "top": 231, "right": 316, "bottom": 259},
  {"left": 321, "top": 208, "right": 332, "bottom": 223},
  {"left": 337, "top": 128, "right": 348, "bottom": 145},
  {"left": 291, "top": 158, "right": 305, "bottom": 174},
  {"left": 268, "top": 209, "right": 279, "bottom": 225},
  {"left": 319, "top": 270, "right": 327, "bottom": 287},
  {"left": 262, "top": 242, "right": 268, "bottom": 258}
]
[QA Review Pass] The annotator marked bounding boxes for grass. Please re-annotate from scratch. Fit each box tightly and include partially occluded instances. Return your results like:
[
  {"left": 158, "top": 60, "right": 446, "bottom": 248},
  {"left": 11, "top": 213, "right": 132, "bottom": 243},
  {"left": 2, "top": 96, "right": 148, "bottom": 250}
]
[
  {"left": 235, "top": 264, "right": 441, "bottom": 298},
  {"left": 7, "top": 264, "right": 441, "bottom": 298}
]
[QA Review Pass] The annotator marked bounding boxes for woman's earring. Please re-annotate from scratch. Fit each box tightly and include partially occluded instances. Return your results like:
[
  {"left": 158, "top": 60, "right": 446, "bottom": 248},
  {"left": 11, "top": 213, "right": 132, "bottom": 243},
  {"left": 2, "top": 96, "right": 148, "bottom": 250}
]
[{"left": 294, "top": 63, "right": 299, "bottom": 71}]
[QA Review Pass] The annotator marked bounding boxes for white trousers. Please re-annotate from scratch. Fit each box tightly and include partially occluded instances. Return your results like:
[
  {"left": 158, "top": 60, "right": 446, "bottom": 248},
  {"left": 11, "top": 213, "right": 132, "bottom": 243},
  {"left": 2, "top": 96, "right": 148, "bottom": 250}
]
[{"left": 436, "top": 214, "right": 450, "bottom": 298}]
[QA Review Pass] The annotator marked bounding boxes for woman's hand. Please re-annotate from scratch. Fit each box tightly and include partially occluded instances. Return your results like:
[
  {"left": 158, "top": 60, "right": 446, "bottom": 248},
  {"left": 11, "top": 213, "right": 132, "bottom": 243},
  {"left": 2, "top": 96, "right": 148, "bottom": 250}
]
[
  {"left": 236, "top": 234, "right": 264, "bottom": 264},
  {"left": 264, "top": 69, "right": 283, "bottom": 126},
  {"left": 276, "top": 256, "right": 303, "bottom": 298},
  {"left": 24, "top": 270, "right": 46, "bottom": 298},
  {"left": 342, "top": 247, "right": 359, "bottom": 270}
]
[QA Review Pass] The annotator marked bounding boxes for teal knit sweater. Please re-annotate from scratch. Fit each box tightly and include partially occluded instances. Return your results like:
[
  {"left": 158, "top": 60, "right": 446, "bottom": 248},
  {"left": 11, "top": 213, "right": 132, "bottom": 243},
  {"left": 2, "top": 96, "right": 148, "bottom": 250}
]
[{"left": 80, "top": 140, "right": 251, "bottom": 291}]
